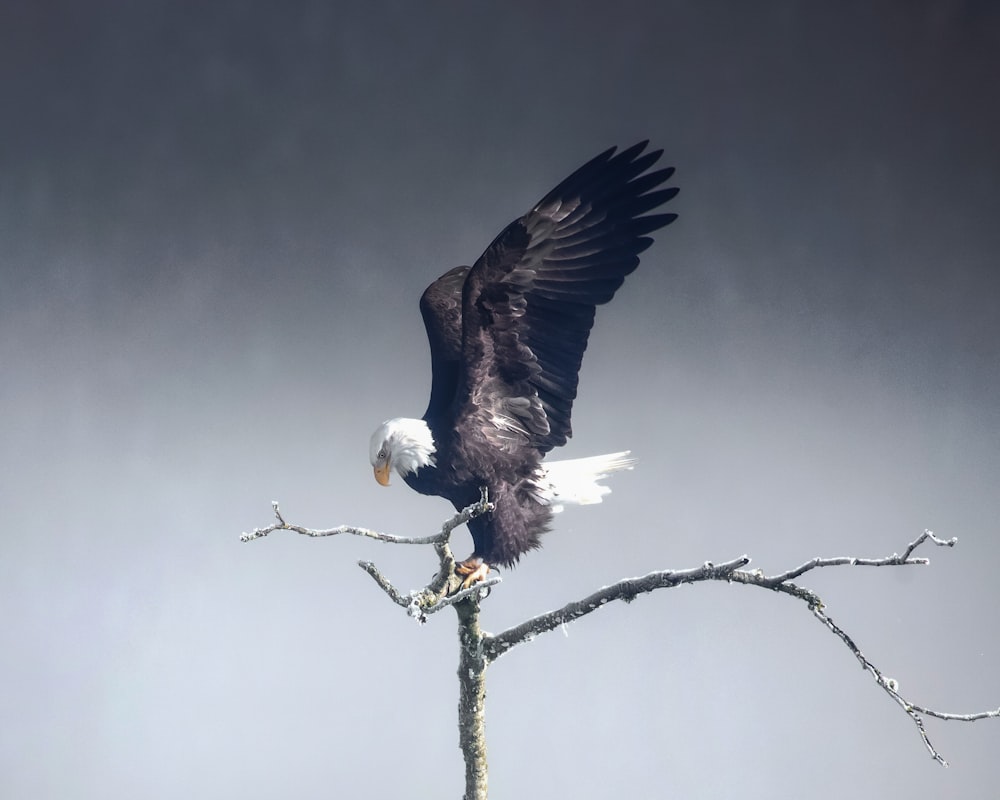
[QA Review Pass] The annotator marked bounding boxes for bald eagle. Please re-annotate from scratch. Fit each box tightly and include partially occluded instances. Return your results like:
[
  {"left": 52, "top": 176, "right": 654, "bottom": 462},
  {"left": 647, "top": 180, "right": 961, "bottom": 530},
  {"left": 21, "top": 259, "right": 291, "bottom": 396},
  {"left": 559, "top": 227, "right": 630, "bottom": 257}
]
[{"left": 369, "top": 142, "right": 677, "bottom": 586}]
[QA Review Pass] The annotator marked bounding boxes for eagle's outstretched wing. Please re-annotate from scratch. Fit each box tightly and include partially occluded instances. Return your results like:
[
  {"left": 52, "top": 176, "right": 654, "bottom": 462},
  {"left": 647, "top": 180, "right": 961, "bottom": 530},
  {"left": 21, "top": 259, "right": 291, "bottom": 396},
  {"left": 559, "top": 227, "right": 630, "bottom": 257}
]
[{"left": 455, "top": 142, "right": 677, "bottom": 453}]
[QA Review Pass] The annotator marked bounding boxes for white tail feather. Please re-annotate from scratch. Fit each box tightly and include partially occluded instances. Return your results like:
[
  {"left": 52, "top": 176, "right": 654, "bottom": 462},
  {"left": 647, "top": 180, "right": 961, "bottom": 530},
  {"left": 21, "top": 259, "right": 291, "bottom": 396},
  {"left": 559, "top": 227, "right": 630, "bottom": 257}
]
[{"left": 533, "top": 451, "right": 636, "bottom": 513}]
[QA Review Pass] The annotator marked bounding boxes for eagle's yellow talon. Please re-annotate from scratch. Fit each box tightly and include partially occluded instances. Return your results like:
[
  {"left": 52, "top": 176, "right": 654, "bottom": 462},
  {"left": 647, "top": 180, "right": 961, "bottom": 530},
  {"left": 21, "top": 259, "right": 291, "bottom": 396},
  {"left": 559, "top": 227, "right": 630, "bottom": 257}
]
[{"left": 456, "top": 557, "right": 491, "bottom": 590}]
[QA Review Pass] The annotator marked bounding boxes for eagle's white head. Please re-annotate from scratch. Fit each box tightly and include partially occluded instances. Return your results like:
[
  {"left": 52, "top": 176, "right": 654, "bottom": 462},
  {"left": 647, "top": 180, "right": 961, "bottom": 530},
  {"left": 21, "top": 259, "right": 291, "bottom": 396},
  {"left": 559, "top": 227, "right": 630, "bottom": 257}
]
[{"left": 369, "top": 417, "right": 436, "bottom": 485}]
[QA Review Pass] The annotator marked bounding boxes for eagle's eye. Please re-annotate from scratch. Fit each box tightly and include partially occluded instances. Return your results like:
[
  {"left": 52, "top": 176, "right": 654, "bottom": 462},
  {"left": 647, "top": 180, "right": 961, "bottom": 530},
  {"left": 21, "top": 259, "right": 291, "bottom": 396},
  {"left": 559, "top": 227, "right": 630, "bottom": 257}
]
[{"left": 377, "top": 448, "right": 387, "bottom": 460}]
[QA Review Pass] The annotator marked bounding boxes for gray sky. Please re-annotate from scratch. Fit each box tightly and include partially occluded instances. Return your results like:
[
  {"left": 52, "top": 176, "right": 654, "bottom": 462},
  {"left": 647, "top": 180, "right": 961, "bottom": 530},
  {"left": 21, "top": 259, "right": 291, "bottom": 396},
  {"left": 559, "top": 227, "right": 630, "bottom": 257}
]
[{"left": 2, "top": 2, "right": 999, "bottom": 797}]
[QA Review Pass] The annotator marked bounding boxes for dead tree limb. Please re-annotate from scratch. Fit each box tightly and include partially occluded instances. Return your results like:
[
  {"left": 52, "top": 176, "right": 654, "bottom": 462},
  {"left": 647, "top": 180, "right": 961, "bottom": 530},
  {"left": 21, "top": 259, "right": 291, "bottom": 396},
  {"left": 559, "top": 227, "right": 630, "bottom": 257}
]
[{"left": 243, "top": 499, "right": 996, "bottom": 796}]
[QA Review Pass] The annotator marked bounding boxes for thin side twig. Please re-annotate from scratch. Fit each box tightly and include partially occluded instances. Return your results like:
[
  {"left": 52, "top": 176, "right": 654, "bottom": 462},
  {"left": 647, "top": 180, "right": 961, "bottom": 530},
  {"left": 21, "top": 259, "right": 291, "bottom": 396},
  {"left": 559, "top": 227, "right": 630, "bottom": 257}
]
[
  {"left": 242, "top": 493, "right": 495, "bottom": 545},
  {"left": 909, "top": 705, "right": 1000, "bottom": 723},
  {"left": 760, "top": 528, "right": 957, "bottom": 585},
  {"left": 240, "top": 500, "right": 446, "bottom": 544},
  {"left": 807, "top": 601, "right": 951, "bottom": 765},
  {"left": 359, "top": 558, "right": 501, "bottom": 622}
]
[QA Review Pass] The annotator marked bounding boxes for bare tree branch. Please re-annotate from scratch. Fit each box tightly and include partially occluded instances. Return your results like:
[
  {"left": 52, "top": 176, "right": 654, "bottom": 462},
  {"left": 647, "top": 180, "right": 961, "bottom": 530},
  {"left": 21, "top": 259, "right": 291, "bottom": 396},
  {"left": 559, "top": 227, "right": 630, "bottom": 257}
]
[
  {"left": 244, "top": 493, "right": 497, "bottom": 797},
  {"left": 359, "top": 558, "right": 501, "bottom": 622},
  {"left": 480, "top": 529, "right": 979, "bottom": 766},
  {"left": 240, "top": 500, "right": 444, "bottom": 544},
  {"left": 483, "top": 556, "right": 752, "bottom": 660},
  {"left": 758, "top": 528, "right": 957, "bottom": 585},
  {"left": 240, "top": 492, "right": 495, "bottom": 545},
  {"left": 244, "top": 491, "right": 995, "bottom": 785},
  {"left": 909, "top": 705, "right": 1000, "bottom": 723},
  {"left": 244, "top": 493, "right": 497, "bottom": 624},
  {"left": 808, "top": 600, "right": 951, "bottom": 764}
]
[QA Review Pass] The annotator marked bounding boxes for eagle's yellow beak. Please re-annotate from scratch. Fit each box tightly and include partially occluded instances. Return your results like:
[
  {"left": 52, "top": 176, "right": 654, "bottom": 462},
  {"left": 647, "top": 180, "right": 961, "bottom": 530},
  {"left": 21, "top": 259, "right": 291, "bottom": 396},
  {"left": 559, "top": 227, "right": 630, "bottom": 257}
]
[{"left": 373, "top": 463, "right": 391, "bottom": 486}]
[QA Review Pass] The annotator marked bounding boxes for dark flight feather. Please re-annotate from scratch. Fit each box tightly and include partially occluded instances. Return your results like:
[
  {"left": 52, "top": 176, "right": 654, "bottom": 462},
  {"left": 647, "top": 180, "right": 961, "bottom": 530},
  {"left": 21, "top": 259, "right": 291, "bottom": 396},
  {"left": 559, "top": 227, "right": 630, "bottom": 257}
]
[
  {"left": 419, "top": 264, "right": 469, "bottom": 425},
  {"left": 451, "top": 142, "right": 677, "bottom": 454}
]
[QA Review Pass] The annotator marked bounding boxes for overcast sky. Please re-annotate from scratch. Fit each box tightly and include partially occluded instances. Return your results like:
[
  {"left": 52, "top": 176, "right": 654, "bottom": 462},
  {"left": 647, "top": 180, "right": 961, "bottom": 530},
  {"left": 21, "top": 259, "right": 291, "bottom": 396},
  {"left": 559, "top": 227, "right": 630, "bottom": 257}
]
[{"left": 2, "top": 2, "right": 999, "bottom": 798}]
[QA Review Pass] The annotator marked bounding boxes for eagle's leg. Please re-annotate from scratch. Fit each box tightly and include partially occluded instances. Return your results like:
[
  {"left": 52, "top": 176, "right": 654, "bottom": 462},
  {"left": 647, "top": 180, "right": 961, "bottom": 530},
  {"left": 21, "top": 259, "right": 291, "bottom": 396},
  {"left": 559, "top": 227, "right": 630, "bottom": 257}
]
[{"left": 456, "top": 556, "right": 491, "bottom": 589}]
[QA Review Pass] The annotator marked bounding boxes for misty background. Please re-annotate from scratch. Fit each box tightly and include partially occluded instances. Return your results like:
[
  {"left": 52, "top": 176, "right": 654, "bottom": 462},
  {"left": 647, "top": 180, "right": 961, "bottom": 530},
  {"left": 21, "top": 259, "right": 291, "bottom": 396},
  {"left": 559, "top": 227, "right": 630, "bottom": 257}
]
[{"left": 2, "top": 2, "right": 999, "bottom": 797}]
